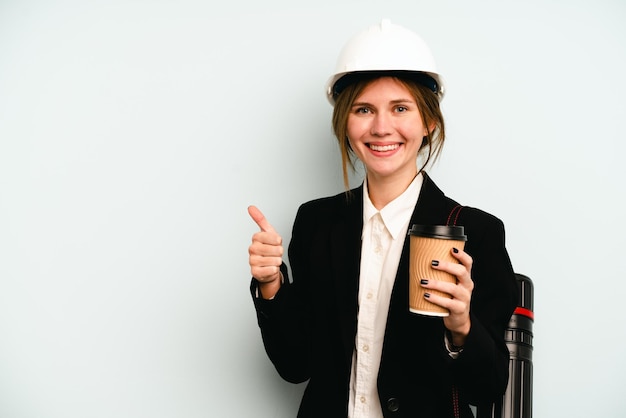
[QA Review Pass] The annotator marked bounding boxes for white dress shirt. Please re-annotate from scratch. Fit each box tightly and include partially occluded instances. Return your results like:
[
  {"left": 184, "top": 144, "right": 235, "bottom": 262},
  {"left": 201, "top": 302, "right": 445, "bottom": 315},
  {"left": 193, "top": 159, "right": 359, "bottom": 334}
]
[{"left": 347, "top": 173, "right": 423, "bottom": 418}]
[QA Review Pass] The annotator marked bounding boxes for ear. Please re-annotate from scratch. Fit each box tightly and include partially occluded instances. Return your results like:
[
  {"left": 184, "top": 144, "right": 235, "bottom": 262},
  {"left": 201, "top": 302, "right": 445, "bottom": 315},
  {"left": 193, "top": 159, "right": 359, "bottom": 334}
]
[{"left": 425, "top": 121, "right": 437, "bottom": 136}]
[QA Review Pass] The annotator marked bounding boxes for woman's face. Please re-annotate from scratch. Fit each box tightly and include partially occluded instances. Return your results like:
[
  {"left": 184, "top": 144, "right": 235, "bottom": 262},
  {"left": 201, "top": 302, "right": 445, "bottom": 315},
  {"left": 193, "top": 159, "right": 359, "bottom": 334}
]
[{"left": 346, "top": 77, "right": 428, "bottom": 184}]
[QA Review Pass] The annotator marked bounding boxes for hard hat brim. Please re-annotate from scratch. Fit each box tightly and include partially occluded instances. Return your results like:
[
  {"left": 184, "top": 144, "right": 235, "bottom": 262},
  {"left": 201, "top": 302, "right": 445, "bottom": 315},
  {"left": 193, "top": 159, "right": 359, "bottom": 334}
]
[
  {"left": 326, "top": 70, "right": 445, "bottom": 105},
  {"left": 328, "top": 70, "right": 442, "bottom": 103}
]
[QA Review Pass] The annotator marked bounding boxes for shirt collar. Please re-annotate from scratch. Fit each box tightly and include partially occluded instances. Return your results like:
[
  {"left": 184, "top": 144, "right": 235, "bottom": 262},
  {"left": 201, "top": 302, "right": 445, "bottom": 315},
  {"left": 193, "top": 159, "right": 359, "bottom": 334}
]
[{"left": 362, "top": 172, "right": 424, "bottom": 240}]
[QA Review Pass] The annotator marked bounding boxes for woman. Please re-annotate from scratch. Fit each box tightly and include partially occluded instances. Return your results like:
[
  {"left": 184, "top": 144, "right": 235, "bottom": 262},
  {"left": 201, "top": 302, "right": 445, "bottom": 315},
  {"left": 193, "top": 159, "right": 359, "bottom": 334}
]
[{"left": 247, "top": 19, "right": 518, "bottom": 418}]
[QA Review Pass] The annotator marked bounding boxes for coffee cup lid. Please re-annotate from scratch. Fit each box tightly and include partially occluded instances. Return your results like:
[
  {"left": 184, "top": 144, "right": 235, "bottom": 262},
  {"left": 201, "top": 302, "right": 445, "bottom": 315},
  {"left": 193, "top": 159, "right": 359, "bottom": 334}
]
[{"left": 408, "top": 224, "right": 467, "bottom": 241}]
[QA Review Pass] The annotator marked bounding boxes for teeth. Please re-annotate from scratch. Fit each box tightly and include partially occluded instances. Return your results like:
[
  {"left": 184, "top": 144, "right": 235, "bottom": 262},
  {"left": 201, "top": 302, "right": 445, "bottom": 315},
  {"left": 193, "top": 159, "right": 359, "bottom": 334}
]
[{"left": 369, "top": 144, "right": 399, "bottom": 152}]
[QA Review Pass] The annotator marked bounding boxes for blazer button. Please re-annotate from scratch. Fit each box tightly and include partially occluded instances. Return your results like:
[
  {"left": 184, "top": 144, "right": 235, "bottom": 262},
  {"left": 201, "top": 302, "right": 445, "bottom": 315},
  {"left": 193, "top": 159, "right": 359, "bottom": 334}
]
[{"left": 386, "top": 397, "right": 400, "bottom": 412}]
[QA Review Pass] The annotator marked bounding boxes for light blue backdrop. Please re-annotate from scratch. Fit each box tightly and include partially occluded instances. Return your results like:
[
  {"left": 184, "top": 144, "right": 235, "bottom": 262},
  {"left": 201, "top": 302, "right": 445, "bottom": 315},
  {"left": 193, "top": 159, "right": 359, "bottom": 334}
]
[{"left": 1, "top": 0, "right": 625, "bottom": 417}]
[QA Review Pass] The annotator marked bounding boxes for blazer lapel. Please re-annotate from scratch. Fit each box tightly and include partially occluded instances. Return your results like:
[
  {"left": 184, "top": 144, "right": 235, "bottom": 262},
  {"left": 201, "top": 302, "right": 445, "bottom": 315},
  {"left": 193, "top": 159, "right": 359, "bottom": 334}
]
[
  {"left": 410, "top": 172, "right": 455, "bottom": 226},
  {"left": 329, "top": 187, "right": 364, "bottom": 366}
]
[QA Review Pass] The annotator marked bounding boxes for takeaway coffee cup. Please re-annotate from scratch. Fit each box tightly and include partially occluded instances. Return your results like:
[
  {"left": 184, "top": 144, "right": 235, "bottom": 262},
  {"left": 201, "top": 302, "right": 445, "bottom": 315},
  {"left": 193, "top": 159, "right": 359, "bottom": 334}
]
[{"left": 408, "top": 224, "right": 467, "bottom": 316}]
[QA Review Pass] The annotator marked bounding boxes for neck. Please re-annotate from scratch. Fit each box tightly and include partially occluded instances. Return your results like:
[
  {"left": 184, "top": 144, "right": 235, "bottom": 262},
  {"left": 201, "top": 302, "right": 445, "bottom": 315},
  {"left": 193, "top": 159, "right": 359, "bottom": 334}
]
[{"left": 366, "top": 170, "right": 418, "bottom": 210}]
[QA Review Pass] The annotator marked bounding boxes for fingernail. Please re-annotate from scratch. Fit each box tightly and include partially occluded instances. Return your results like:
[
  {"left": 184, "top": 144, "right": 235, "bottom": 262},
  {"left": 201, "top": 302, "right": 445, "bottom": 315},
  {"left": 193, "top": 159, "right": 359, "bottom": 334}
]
[
  {"left": 452, "top": 247, "right": 459, "bottom": 254},
  {"left": 420, "top": 279, "right": 429, "bottom": 285},
  {"left": 424, "top": 292, "right": 431, "bottom": 298},
  {"left": 431, "top": 260, "right": 439, "bottom": 266}
]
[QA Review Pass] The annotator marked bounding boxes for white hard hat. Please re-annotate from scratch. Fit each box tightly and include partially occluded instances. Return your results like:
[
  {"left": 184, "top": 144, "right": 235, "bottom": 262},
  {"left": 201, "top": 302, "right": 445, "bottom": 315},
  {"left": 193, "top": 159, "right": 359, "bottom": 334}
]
[{"left": 325, "top": 19, "right": 445, "bottom": 105}]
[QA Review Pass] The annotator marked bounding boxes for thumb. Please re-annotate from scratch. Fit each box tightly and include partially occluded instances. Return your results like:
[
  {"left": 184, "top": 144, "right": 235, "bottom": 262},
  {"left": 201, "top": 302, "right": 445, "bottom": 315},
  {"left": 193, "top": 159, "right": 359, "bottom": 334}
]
[{"left": 248, "top": 205, "right": 276, "bottom": 233}]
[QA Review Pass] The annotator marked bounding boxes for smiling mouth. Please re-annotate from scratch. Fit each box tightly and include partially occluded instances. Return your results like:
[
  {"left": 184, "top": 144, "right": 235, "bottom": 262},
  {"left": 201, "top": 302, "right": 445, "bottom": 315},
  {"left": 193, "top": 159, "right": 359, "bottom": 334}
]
[{"left": 368, "top": 143, "right": 400, "bottom": 152}]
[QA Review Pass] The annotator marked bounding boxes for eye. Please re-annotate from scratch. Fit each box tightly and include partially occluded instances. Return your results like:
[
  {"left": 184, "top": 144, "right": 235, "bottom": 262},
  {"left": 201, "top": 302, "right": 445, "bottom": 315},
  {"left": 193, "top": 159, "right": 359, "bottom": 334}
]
[
  {"left": 395, "top": 105, "right": 408, "bottom": 113},
  {"left": 354, "top": 107, "right": 371, "bottom": 114}
]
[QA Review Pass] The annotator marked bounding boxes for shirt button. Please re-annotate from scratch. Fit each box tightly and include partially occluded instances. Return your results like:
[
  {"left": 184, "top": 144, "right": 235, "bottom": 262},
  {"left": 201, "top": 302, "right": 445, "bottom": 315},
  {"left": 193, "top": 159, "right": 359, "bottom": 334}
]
[
  {"left": 360, "top": 396, "right": 366, "bottom": 403},
  {"left": 366, "top": 292, "right": 373, "bottom": 299},
  {"left": 374, "top": 246, "right": 381, "bottom": 254},
  {"left": 363, "top": 344, "right": 369, "bottom": 352}
]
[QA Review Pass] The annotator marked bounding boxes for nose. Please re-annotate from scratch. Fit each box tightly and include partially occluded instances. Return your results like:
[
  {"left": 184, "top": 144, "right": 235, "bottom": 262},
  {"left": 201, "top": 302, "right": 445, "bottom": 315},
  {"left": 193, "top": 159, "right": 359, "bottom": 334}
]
[{"left": 370, "top": 112, "right": 392, "bottom": 137}]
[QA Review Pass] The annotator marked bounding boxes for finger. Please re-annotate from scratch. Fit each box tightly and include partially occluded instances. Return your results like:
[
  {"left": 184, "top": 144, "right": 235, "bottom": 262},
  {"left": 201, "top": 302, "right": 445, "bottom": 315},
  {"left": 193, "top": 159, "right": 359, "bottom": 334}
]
[
  {"left": 250, "top": 231, "right": 283, "bottom": 248},
  {"left": 250, "top": 258, "right": 282, "bottom": 272},
  {"left": 249, "top": 241, "right": 283, "bottom": 258},
  {"left": 423, "top": 279, "right": 471, "bottom": 302},
  {"left": 450, "top": 247, "right": 473, "bottom": 270},
  {"left": 450, "top": 249, "right": 473, "bottom": 287},
  {"left": 425, "top": 290, "right": 470, "bottom": 324},
  {"left": 249, "top": 254, "right": 283, "bottom": 268},
  {"left": 431, "top": 260, "right": 467, "bottom": 280},
  {"left": 248, "top": 205, "right": 276, "bottom": 233},
  {"left": 424, "top": 291, "right": 456, "bottom": 310}
]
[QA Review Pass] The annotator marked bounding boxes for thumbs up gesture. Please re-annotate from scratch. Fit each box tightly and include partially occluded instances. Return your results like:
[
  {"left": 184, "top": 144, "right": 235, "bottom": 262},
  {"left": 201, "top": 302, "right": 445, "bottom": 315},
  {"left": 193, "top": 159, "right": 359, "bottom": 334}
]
[{"left": 248, "top": 205, "right": 284, "bottom": 299}]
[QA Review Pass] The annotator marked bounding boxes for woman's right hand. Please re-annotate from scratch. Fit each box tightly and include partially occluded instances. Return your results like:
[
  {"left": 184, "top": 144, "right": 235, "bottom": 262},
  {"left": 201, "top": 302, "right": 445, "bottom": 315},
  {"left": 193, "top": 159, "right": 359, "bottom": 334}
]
[{"left": 248, "top": 205, "right": 283, "bottom": 299}]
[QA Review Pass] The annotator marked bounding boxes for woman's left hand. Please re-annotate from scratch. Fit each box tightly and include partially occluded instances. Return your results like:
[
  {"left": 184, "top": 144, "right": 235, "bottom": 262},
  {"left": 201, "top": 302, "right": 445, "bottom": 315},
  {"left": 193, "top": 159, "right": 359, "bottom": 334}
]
[{"left": 421, "top": 247, "right": 474, "bottom": 346}]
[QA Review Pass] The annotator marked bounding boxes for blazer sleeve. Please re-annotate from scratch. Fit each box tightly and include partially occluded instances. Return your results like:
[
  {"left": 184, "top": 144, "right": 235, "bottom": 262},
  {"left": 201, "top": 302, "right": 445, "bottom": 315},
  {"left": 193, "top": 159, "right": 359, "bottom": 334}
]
[
  {"left": 250, "top": 203, "right": 314, "bottom": 384},
  {"left": 451, "top": 208, "right": 518, "bottom": 404}
]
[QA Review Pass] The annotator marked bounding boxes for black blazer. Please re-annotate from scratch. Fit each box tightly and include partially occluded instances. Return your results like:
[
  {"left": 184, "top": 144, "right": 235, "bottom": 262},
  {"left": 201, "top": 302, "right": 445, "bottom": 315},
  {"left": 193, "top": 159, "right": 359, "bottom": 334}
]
[{"left": 252, "top": 173, "right": 518, "bottom": 418}]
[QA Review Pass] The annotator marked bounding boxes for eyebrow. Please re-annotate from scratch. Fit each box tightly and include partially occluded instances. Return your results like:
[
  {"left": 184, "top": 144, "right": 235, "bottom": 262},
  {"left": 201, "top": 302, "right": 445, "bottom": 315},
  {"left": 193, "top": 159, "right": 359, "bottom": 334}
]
[{"left": 351, "top": 98, "right": 415, "bottom": 107}]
